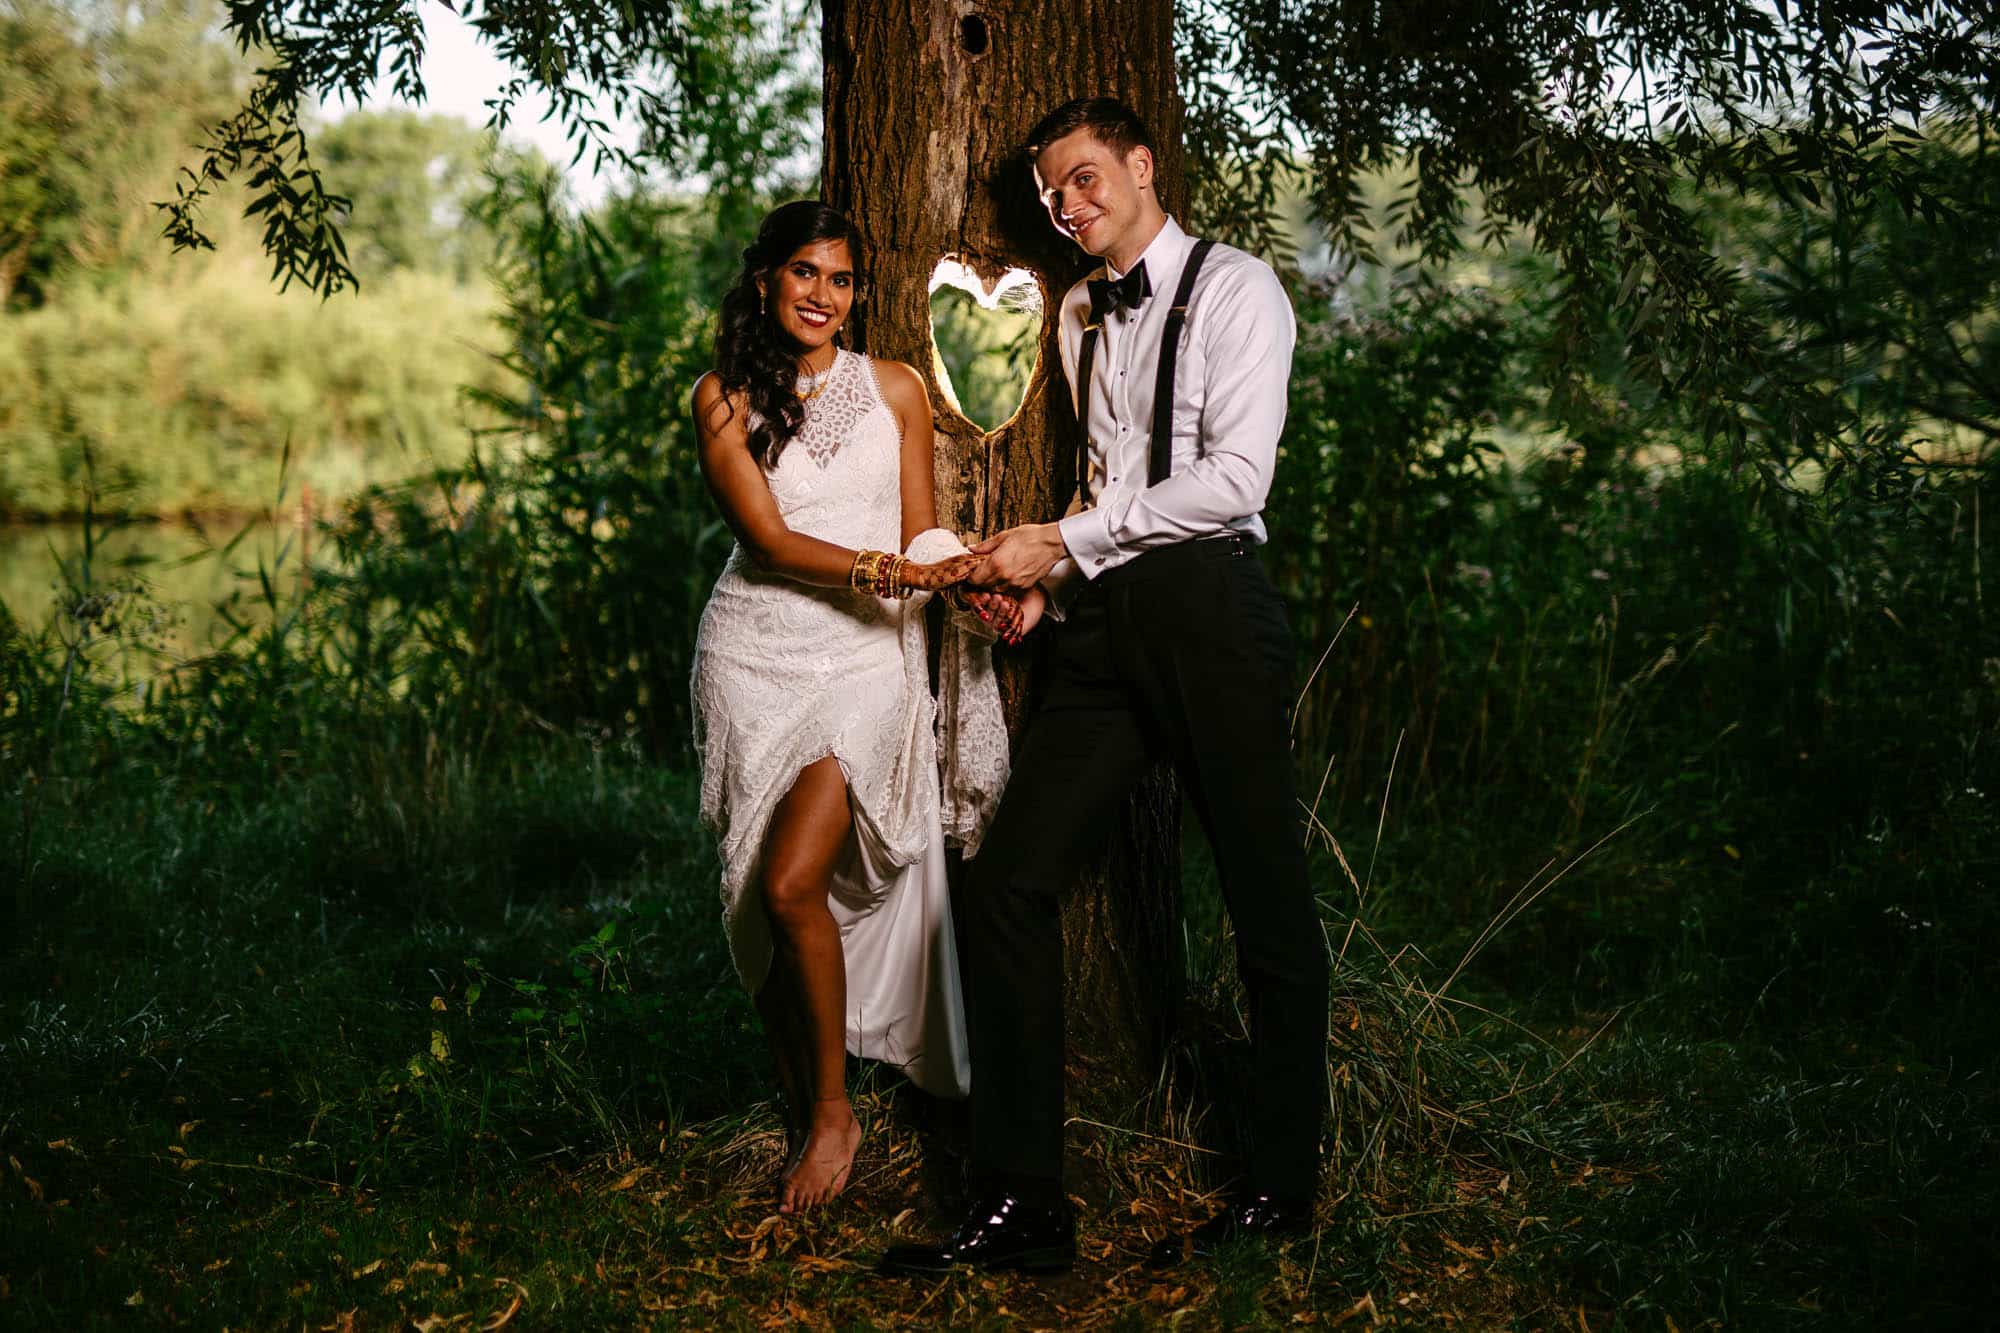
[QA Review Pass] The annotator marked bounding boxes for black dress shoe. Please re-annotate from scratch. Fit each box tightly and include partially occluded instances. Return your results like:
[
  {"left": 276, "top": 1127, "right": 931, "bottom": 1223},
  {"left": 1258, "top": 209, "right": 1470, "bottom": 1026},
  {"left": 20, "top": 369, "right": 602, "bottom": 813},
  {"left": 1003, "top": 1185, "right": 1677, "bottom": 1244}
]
[
  {"left": 1146, "top": 1192, "right": 1313, "bottom": 1269},
  {"left": 877, "top": 1193, "right": 1075, "bottom": 1276}
]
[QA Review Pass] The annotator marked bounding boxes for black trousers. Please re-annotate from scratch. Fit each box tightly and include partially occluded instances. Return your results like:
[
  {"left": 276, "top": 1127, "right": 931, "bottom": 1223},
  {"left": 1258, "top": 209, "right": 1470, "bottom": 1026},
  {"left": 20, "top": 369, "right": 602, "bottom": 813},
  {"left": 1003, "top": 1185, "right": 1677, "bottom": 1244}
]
[{"left": 964, "top": 536, "right": 1329, "bottom": 1199}]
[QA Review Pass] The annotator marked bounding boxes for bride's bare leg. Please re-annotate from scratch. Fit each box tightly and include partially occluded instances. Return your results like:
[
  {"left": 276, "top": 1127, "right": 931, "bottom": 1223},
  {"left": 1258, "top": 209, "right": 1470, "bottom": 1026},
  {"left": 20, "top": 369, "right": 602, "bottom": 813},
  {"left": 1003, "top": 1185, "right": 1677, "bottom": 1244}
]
[{"left": 759, "top": 755, "right": 864, "bottom": 1214}]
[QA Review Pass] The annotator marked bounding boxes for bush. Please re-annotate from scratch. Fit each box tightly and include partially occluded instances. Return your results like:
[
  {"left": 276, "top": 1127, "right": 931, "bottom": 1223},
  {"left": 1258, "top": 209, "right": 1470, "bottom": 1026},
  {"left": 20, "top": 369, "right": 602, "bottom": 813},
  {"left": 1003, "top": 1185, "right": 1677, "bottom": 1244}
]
[{"left": 0, "top": 254, "right": 507, "bottom": 517}]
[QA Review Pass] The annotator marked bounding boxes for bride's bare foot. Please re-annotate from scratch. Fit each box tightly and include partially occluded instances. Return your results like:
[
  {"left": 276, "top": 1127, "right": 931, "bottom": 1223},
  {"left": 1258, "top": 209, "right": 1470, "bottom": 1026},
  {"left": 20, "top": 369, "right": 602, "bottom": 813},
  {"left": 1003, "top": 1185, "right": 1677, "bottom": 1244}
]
[{"left": 777, "top": 1101, "right": 862, "bottom": 1214}]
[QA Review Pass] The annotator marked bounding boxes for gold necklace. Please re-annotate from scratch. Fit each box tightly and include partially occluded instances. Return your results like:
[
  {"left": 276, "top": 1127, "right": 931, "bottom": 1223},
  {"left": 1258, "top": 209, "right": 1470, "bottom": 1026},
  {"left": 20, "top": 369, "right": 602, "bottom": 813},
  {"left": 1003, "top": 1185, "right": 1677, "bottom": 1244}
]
[{"left": 797, "top": 353, "right": 837, "bottom": 402}]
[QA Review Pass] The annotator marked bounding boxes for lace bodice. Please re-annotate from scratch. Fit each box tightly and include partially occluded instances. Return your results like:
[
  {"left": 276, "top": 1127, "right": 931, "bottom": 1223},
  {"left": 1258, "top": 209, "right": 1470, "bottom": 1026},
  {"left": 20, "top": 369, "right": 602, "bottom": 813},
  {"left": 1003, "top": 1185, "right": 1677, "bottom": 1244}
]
[
  {"left": 729, "top": 349, "right": 903, "bottom": 570},
  {"left": 792, "top": 348, "right": 889, "bottom": 470}
]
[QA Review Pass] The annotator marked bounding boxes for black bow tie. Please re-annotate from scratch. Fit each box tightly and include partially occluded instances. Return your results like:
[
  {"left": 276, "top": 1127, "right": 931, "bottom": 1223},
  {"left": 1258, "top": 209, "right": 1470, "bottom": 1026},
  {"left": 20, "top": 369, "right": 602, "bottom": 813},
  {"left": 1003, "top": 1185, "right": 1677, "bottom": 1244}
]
[{"left": 1087, "top": 261, "right": 1151, "bottom": 323}]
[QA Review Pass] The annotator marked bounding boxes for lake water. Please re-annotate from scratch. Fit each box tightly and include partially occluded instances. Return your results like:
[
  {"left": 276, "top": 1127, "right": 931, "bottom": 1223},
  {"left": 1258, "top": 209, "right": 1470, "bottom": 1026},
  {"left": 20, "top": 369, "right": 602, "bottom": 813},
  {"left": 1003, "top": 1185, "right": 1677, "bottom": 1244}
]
[{"left": 1, "top": 519, "right": 307, "bottom": 667}]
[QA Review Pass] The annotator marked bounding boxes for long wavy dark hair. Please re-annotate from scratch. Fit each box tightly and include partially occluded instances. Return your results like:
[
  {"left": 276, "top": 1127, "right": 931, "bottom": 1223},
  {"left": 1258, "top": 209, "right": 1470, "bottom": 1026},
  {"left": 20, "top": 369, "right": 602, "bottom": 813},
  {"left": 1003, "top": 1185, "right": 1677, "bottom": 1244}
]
[{"left": 714, "top": 201, "right": 865, "bottom": 467}]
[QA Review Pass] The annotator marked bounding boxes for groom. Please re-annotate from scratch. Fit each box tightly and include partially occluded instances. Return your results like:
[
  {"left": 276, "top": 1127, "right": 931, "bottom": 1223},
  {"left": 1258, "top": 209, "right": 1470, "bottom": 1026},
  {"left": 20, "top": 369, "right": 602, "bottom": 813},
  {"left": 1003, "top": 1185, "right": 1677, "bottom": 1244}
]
[{"left": 880, "top": 97, "right": 1329, "bottom": 1275}]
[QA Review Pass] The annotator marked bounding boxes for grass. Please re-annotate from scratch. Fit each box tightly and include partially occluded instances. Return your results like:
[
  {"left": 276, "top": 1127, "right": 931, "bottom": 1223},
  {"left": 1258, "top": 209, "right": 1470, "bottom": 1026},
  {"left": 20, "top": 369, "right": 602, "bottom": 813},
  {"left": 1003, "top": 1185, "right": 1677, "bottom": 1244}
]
[
  {"left": 0, "top": 739, "right": 1542, "bottom": 1327},
  {"left": 2, "top": 441, "right": 1993, "bottom": 1326},
  {"left": 2, "top": 720, "right": 1990, "bottom": 1328}
]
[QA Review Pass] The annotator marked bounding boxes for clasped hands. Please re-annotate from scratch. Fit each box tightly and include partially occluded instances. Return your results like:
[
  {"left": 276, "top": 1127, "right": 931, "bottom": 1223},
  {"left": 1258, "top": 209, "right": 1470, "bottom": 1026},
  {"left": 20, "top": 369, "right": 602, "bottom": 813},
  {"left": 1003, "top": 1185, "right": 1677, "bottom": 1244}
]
[{"left": 900, "top": 521, "right": 1067, "bottom": 646}]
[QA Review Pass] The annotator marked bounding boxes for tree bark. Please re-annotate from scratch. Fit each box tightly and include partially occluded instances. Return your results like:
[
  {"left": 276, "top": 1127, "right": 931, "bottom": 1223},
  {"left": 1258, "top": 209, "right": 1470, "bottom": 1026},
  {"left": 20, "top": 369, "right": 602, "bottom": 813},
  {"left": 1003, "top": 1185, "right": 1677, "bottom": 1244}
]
[{"left": 822, "top": 0, "right": 1185, "bottom": 1108}]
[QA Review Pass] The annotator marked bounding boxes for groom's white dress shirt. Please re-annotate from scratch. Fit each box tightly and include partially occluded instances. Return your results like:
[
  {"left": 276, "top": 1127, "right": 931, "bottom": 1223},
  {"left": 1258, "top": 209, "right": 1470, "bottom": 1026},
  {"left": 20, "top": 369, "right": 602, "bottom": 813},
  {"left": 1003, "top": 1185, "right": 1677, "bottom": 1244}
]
[{"left": 1047, "top": 215, "right": 1296, "bottom": 599}]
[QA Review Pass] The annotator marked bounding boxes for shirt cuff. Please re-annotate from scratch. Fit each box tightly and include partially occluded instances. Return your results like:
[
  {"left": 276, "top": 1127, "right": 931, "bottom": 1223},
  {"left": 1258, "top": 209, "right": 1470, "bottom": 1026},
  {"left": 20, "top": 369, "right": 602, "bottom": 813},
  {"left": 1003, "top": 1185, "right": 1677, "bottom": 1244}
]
[{"left": 1057, "top": 507, "right": 1119, "bottom": 578}]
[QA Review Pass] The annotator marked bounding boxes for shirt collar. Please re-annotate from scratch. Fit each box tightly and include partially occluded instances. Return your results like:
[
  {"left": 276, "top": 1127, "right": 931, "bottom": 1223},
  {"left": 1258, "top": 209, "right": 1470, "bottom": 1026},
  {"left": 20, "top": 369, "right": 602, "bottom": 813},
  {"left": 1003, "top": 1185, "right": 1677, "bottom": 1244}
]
[{"left": 1104, "top": 215, "right": 1189, "bottom": 284}]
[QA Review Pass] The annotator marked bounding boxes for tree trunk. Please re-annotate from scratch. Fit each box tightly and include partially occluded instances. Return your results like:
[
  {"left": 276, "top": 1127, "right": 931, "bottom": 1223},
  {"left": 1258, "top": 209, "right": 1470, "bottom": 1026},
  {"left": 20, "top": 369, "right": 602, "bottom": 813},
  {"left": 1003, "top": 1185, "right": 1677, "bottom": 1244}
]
[{"left": 822, "top": 0, "right": 1185, "bottom": 1108}]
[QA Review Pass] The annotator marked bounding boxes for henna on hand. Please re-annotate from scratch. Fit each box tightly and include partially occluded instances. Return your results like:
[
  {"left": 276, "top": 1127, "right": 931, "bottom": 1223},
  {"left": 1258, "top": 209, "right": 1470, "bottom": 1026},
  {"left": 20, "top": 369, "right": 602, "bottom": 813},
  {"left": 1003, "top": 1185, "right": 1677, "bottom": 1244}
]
[{"left": 903, "top": 552, "right": 981, "bottom": 591}]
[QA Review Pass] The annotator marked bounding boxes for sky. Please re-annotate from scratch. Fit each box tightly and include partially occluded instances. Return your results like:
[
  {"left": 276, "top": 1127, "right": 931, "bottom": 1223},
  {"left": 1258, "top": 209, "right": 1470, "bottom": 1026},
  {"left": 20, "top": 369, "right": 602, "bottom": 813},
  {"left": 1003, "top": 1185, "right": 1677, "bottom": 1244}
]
[{"left": 320, "top": 2, "right": 640, "bottom": 205}]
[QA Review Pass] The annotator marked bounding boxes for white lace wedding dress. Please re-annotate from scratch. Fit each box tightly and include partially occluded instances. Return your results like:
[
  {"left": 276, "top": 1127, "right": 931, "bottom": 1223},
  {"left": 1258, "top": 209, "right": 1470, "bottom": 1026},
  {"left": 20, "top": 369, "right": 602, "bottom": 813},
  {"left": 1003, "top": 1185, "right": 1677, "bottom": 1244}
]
[{"left": 690, "top": 348, "right": 1007, "bottom": 1099}]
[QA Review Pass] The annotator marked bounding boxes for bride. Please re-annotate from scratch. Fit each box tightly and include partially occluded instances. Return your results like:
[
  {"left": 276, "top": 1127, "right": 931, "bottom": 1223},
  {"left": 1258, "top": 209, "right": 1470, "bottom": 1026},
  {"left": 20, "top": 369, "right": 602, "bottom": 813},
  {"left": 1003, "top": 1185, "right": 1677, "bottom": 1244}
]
[{"left": 690, "top": 201, "right": 1043, "bottom": 1213}]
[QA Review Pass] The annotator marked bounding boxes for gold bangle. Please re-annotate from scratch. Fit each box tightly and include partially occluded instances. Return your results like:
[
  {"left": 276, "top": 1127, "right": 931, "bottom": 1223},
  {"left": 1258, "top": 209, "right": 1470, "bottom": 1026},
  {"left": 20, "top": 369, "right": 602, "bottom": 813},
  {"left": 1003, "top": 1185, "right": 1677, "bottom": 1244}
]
[
  {"left": 850, "top": 549, "right": 919, "bottom": 600},
  {"left": 852, "top": 549, "right": 885, "bottom": 595}
]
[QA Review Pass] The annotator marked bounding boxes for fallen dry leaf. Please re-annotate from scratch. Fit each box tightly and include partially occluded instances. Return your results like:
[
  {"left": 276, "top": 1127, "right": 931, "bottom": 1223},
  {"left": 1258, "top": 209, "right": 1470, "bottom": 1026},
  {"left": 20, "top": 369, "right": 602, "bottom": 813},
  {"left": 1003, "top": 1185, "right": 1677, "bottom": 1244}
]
[
  {"left": 1442, "top": 1236, "right": 1488, "bottom": 1262},
  {"left": 790, "top": 1255, "right": 846, "bottom": 1273},
  {"left": 1330, "top": 1293, "right": 1379, "bottom": 1327},
  {"left": 480, "top": 1295, "right": 524, "bottom": 1330}
]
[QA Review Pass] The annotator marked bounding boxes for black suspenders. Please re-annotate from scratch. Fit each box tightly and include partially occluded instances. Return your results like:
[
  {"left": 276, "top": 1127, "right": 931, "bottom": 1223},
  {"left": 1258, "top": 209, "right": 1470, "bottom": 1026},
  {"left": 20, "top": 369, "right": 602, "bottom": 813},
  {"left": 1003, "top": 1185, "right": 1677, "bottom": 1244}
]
[
  {"left": 1073, "top": 238, "right": 1216, "bottom": 507},
  {"left": 1148, "top": 238, "right": 1214, "bottom": 486},
  {"left": 1073, "top": 301, "right": 1105, "bottom": 506}
]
